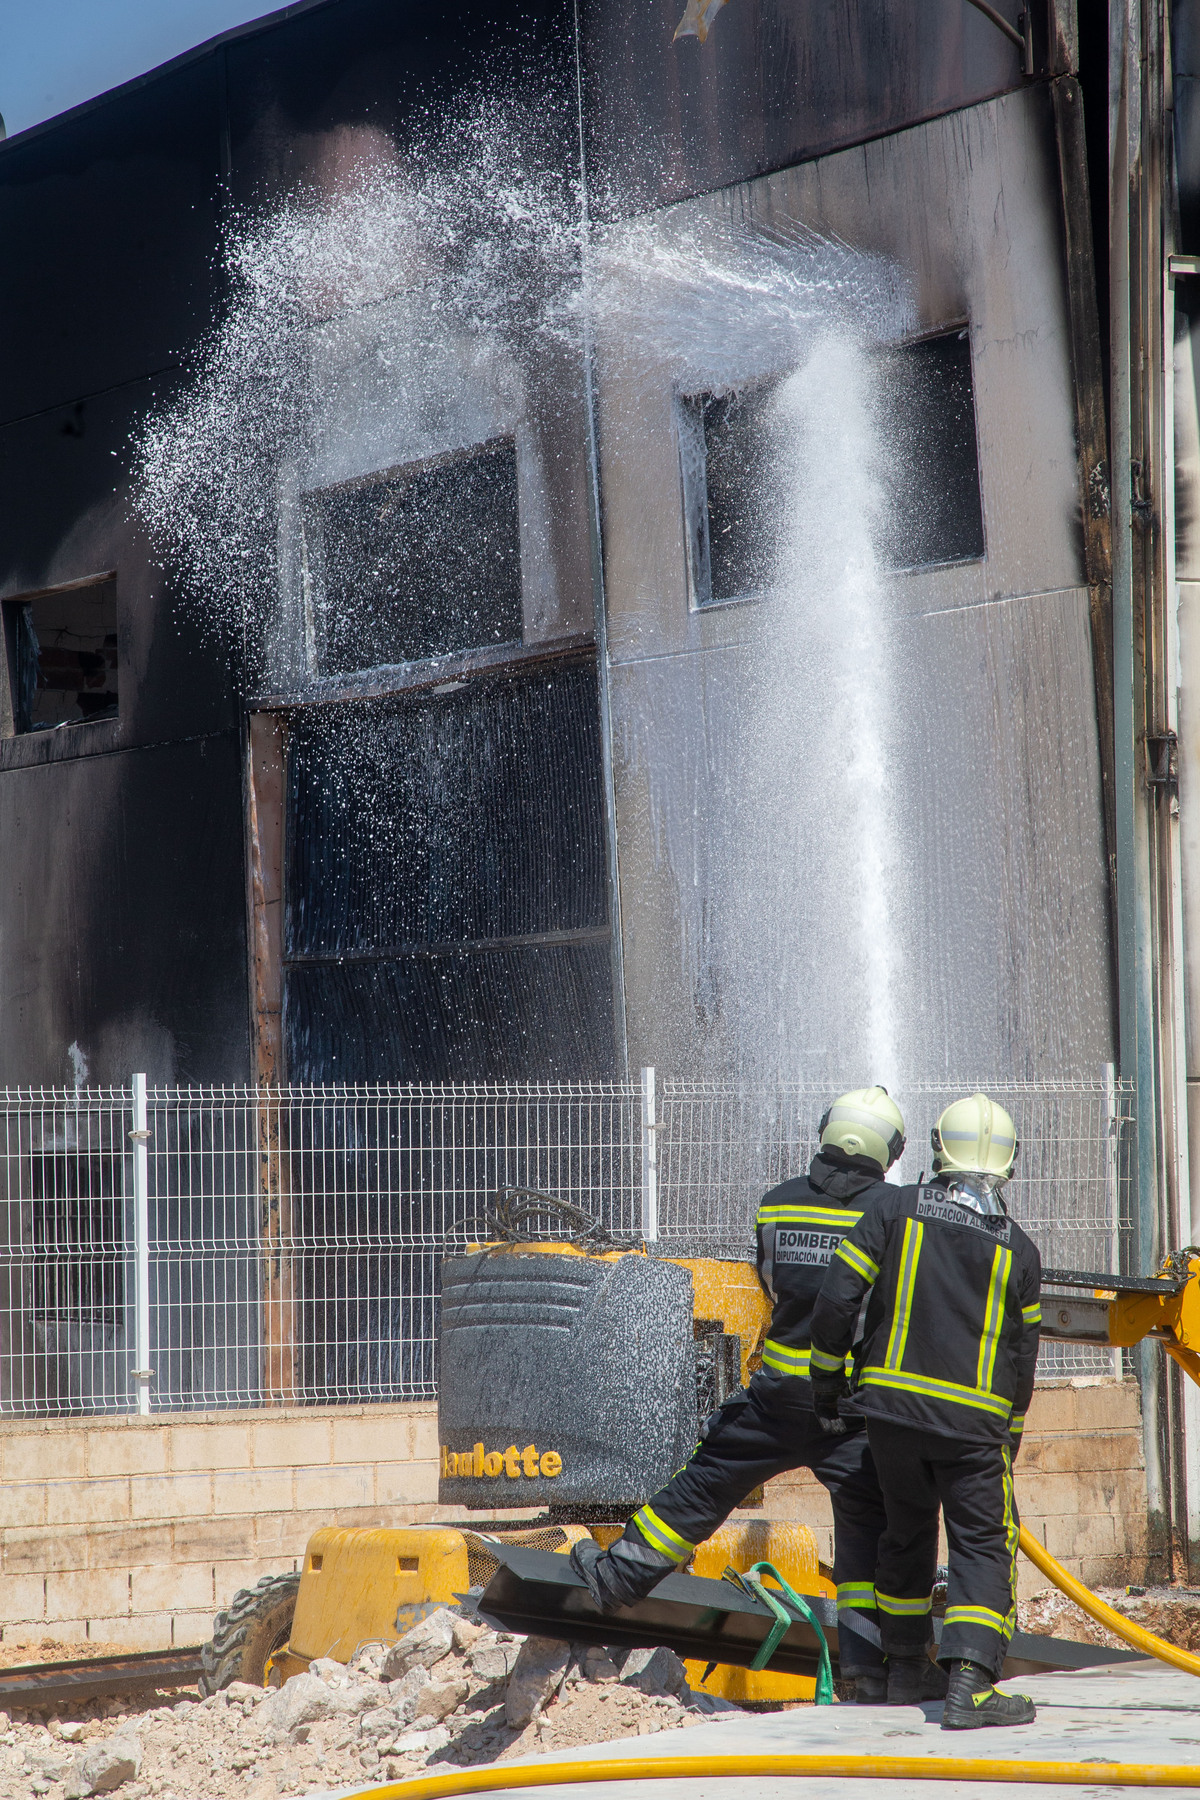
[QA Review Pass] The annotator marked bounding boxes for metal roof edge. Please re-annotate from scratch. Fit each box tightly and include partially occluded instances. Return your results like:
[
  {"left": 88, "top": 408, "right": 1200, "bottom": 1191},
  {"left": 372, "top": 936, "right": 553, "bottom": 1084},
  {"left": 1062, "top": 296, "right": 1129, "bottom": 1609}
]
[{"left": 0, "top": 0, "right": 337, "bottom": 157}]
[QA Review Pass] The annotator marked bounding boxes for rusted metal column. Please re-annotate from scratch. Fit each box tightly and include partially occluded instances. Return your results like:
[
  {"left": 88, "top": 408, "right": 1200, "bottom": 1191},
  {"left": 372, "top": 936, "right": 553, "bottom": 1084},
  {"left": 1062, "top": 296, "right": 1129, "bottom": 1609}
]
[
  {"left": 1051, "top": 73, "right": 1118, "bottom": 915},
  {"left": 1051, "top": 72, "right": 1121, "bottom": 1061},
  {"left": 246, "top": 710, "right": 296, "bottom": 1403}
]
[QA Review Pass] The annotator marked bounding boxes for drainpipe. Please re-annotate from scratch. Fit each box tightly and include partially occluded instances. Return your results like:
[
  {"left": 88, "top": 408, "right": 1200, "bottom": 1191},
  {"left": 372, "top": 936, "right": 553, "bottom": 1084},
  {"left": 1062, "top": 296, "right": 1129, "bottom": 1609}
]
[
  {"left": 1112, "top": 0, "right": 1168, "bottom": 1574},
  {"left": 1164, "top": 0, "right": 1200, "bottom": 1570},
  {"left": 572, "top": 0, "right": 629, "bottom": 1077},
  {"left": 1116, "top": 0, "right": 1195, "bottom": 1578}
]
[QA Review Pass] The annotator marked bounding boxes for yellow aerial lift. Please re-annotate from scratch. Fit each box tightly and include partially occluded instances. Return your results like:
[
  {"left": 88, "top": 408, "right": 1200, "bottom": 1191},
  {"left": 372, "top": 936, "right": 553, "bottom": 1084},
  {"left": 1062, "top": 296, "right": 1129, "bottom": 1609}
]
[{"left": 198, "top": 1212, "right": 1200, "bottom": 1698}]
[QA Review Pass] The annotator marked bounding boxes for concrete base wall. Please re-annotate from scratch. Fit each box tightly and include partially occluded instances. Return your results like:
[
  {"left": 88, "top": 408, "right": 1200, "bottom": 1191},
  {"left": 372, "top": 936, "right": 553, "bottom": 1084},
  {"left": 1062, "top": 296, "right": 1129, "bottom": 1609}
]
[
  {"left": 0, "top": 1403, "right": 461, "bottom": 1650},
  {"left": 762, "top": 1378, "right": 1149, "bottom": 1598},
  {"left": 0, "top": 1378, "right": 1147, "bottom": 1650}
]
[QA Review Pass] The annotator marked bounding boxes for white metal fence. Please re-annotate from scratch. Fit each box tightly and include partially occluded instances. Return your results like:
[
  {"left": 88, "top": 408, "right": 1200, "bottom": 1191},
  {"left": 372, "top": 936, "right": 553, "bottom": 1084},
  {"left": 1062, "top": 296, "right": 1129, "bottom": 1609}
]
[{"left": 0, "top": 1075, "right": 1134, "bottom": 1416}]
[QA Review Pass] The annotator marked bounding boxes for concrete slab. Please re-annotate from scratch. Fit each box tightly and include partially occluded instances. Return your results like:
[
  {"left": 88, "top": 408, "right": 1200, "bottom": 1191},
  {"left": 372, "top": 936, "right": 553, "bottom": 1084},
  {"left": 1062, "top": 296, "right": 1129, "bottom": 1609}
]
[{"left": 297, "top": 1661, "right": 1200, "bottom": 1800}]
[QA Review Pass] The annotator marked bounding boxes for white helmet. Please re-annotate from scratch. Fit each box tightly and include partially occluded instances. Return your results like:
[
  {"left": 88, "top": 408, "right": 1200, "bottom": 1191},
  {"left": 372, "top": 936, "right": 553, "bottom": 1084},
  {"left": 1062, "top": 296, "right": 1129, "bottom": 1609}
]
[{"left": 819, "top": 1087, "right": 906, "bottom": 1172}]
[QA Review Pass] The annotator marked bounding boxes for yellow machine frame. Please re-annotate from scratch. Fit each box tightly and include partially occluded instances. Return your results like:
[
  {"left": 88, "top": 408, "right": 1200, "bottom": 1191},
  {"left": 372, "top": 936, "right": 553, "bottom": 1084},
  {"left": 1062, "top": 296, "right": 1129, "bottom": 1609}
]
[{"left": 266, "top": 1254, "right": 814, "bottom": 1698}]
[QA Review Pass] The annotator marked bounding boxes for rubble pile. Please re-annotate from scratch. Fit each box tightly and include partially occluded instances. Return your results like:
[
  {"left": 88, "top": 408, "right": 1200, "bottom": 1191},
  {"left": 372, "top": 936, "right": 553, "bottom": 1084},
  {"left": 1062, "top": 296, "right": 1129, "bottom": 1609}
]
[
  {"left": 0, "top": 1609, "right": 744, "bottom": 1800},
  {"left": 1019, "top": 1584, "right": 1200, "bottom": 1652}
]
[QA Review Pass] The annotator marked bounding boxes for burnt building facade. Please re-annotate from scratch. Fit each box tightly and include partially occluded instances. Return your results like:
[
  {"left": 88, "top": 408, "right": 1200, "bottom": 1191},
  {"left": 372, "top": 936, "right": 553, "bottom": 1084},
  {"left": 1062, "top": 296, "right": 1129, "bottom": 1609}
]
[
  {"left": 9, "top": 0, "right": 1200, "bottom": 1570},
  {"left": 0, "top": 0, "right": 1122, "bottom": 1099}
]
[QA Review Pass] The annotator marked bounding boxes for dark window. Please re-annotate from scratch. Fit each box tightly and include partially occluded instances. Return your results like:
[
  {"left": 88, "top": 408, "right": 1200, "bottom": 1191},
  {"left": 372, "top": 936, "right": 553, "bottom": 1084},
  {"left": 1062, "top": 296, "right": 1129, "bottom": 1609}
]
[
  {"left": 678, "top": 329, "right": 983, "bottom": 606},
  {"left": 678, "top": 384, "right": 779, "bottom": 607},
  {"left": 874, "top": 328, "right": 985, "bottom": 570},
  {"left": 2, "top": 580, "right": 118, "bottom": 733},
  {"left": 30, "top": 1154, "right": 125, "bottom": 1327},
  {"left": 304, "top": 438, "right": 523, "bottom": 675},
  {"left": 282, "top": 659, "right": 614, "bottom": 1083}
]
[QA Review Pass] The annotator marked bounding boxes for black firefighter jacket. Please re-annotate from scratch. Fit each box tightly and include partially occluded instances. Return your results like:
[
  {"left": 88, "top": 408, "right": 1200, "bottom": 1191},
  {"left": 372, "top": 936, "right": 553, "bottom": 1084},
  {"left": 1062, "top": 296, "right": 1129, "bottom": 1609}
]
[
  {"left": 809, "top": 1178, "right": 1042, "bottom": 1448},
  {"left": 754, "top": 1152, "right": 892, "bottom": 1394}
]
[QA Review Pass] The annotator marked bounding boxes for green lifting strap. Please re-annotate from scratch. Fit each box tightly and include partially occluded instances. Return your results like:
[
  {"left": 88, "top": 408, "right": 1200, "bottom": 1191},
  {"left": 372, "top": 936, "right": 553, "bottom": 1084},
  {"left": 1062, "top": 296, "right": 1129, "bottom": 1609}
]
[{"left": 722, "top": 1561, "right": 835, "bottom": 1704}]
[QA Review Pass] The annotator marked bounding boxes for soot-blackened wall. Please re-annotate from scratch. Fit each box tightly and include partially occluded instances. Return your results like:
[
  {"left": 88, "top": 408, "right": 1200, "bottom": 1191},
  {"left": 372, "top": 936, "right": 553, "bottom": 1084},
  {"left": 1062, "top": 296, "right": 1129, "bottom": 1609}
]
[
  {"left": 0, "top": 0, "right": 1069, "bottom": 1087},
  {"left": 0, "top": 0, "right": 580, "bottom": 1087}
]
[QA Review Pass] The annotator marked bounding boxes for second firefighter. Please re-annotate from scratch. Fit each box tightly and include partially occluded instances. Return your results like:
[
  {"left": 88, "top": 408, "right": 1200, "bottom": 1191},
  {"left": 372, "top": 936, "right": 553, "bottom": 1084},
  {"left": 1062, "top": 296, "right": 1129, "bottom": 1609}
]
[{"left": 810, "top": 1091, "right": 1041, "bottom": 1727}]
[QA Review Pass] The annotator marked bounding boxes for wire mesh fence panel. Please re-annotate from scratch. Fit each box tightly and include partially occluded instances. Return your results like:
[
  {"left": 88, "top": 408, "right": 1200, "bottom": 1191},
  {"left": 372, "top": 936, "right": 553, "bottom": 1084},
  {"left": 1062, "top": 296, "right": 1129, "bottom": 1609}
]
[
  {"left": 655, "top": 1080, "right": 1136, "bottom": 1378},
  {"left": 0, "top": 1090, "right": 135, "bottom": 1415},
  {"left": 0, "top": 1076, "right": 1136, "bottom": 1414}
]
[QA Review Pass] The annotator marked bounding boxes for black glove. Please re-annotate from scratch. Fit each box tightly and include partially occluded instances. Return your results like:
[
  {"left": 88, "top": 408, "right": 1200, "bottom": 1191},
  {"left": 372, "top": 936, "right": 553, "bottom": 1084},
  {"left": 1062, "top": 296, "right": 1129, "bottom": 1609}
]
[{"left": 810, "top": 1370, "right": 849, "bottom": 1435}]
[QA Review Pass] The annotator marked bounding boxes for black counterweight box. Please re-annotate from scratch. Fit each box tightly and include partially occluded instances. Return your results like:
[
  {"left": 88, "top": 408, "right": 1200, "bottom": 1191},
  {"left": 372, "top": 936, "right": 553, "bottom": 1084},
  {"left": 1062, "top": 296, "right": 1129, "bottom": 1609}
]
[{"left": 437, "top": 1246, "right": 698, "bottom": 1511}]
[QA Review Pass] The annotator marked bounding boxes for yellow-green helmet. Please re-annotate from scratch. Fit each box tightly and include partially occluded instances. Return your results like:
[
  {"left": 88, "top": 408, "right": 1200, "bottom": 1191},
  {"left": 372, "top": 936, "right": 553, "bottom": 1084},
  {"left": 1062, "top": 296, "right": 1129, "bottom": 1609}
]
[
  {"left": 819, "top": 1087, "right": 906, "bottom": 1171},
  {"left": 931, "top": 1093, "right": 1019, "bottom": 1179}
]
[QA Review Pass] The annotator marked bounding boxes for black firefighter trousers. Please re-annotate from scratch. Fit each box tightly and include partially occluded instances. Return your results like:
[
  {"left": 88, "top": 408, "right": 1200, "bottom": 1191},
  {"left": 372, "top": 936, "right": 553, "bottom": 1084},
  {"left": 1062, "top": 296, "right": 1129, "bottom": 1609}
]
[
  {"left": 865, "top": 1417, "right": 1020, "bottom": 1677},
  {"left": 622, "top": 1372, "right": 887, "bottom": 1674}
]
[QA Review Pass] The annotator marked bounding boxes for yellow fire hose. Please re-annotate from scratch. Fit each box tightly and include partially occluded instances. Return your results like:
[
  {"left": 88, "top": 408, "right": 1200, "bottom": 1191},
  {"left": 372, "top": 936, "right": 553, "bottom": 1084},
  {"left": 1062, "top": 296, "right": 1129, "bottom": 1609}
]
[
  {"left": 345, "top": 1754, "right": 1200, "bottom": 1799},
  {"left": 1018, "top": 1525, "right": 1200, "bottom": 1678}
]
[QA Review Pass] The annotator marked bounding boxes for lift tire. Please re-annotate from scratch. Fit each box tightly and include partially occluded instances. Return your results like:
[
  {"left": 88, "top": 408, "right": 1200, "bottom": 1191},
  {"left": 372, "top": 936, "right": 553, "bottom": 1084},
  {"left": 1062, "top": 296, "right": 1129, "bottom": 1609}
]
[{"left": 199, "top": 1570, "right": 302, "bottom": 1694}]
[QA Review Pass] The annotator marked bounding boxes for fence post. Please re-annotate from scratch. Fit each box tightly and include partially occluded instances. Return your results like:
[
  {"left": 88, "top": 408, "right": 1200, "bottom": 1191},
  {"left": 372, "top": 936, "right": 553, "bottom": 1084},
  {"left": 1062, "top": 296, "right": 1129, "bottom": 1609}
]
[
  {"left": 1104, "top": 1061, "right": 1120, "bottom": 1279},
  {"left": 640, "top": 1066, "right": 658, "bottom": 1243},
  {"left": 130, "top": 1073, "right": 152, "bottom": 1416}
]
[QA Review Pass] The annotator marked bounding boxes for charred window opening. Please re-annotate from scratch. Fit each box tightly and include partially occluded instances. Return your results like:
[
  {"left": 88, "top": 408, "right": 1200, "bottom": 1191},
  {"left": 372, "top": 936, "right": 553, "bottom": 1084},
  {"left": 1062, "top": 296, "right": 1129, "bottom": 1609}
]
[
  {"left": 30, "top": 1155, "right": 125, "bottom": 1326},
  {"left": 303, "top": 437, "right": 523, "bottom": 675},
  {"left": 282, "top": 658, "right": 615, "bottom": 1084},
  {"left": 678, "top": 329, "right": 983, "bottom": 607},
  {"left": 2, "top": 579, "right": 118, "bottom": 734},
  {"left": 678, "top": 382, "right": 780, "bottom": 608},
  {"left": 874, "top": 328, "right": 984, "bottom": 570}
]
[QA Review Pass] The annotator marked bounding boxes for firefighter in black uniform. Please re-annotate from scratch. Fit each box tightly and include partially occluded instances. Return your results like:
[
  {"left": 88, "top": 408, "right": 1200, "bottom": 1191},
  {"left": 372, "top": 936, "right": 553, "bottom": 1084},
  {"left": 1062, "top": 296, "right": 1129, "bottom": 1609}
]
[
  {"left": 570, "top": 1087, "right": 909, "bottom": 1702},
  {"left": 809, "top": 1092, "right": 1041, "bottom": 1727}
]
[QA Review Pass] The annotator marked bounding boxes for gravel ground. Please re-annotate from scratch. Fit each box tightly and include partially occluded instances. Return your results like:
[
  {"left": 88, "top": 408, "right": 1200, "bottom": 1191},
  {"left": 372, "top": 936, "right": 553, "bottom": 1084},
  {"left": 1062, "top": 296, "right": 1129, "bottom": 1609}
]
[{"left": 0, "top": 1612, "right": 745, "bottom": 1800}]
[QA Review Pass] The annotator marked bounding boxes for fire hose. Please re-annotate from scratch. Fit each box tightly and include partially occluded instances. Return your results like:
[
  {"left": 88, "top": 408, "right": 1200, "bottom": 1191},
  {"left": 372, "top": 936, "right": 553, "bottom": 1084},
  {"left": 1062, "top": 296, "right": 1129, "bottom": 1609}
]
[
  {"left": 347, "top": 1754, "right": 1200, "bottom": 1798},
  {"left": 1018, "top": 1525, "right": 1200, "bottom": 1678}
]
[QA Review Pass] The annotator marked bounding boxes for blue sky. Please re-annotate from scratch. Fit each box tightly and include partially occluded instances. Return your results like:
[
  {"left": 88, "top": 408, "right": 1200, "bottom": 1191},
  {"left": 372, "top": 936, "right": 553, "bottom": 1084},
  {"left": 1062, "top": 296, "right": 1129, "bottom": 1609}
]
[{"left": 0, "top": 0, "right": 280, "bottom": 139}]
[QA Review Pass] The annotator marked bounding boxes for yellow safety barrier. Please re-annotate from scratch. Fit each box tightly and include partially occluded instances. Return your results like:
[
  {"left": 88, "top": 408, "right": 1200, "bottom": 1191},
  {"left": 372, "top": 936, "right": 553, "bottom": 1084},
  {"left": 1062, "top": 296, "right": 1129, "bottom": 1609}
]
[
  {"left": 1018, "top": 1525, "right": 1200, "bottom": 1679},
  {"left": 340, "top": 1753, "right": 1200, "bottom": 1800}
]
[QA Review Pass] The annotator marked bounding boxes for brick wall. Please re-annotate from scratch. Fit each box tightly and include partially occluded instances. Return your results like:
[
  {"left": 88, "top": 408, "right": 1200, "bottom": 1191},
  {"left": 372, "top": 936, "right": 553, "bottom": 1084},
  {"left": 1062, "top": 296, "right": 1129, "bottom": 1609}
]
[
  {"left": 0, "top": 1378, "right": 1148, "bottom": 1651},
  {"left": 0, "top": 1404, "right": 463, "bottom": 1650}
]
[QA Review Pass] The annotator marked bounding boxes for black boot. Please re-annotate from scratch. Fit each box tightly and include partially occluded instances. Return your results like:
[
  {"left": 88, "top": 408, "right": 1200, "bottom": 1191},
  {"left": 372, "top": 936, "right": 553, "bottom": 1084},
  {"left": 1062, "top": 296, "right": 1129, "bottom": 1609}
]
[
  {"left": 886, "top": 1653, "right": 932, "bottom": 1704},
  {"left": 569, "top": 1536, "right": 672, "bottom": 1611},
  {"left": 847, "top": 1671, "right": 888, "bottom": 1704},
  {"left": 941, "top": 1659, "right": 1036, "bottom": 1729},
  {"left": 919, "top": 1659, "right": 949, "bottom": 1700}
]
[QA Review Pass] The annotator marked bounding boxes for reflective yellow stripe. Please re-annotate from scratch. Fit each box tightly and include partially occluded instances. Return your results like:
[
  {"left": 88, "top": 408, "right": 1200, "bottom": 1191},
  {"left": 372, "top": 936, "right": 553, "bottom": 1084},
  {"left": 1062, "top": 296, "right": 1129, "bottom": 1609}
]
[
  {"left": 884, "top": 1218, "right": 923, "bottom": 1370},
  {"left": 944, "top": 1604, "right": 1008, "bottom": 1632},
  {"left": 756, "top": 1206, "right": 864, "bottom": 1228},
  {"left": 976, "top": 1244, "right": 1012, "bottom": 1392},
  {"left": 761, "top": 1340, "right": 812, "bottom": 1376},
  {"left": 1009, "top": 1412, "right": 1026, "bottom": 1434},
  {"left": 633, "top": 1505, "right": 694, "bottom": 1561},
  {"left": 809, "top": 1347, "right": 845, "bottom": 1372},
  {"left": 1022, "top": 1303, "right": 1042, "bottom": 1324},
  {"left": 836, "top": 1582, "right": 877, "bottom": 1610},
  {"left": 876, "top": 1591, "right": 932, "bottom": 1616},
  {"left": 859, "top": 1366, "right": 1013, "bottom": 1419},
  {"left": 836, "top": 1239, "right": 879, "bottom": 1283}
]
